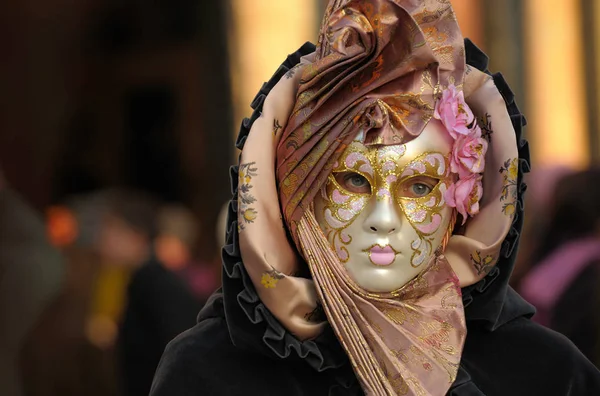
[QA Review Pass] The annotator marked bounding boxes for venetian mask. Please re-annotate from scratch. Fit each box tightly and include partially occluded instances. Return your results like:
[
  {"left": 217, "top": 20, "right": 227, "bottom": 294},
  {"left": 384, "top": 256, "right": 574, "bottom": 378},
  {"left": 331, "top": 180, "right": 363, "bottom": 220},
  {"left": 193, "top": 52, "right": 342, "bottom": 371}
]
[{"left": 313, "top": 119, "right": 456, "bottom": 292}]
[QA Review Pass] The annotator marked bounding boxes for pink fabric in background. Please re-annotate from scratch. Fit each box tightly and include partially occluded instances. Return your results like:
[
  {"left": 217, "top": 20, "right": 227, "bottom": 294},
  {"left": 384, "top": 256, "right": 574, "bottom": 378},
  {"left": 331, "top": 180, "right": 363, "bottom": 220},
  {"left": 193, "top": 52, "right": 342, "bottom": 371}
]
[{"left": 521, "top": 238, "right": 600, "bottom": 326}]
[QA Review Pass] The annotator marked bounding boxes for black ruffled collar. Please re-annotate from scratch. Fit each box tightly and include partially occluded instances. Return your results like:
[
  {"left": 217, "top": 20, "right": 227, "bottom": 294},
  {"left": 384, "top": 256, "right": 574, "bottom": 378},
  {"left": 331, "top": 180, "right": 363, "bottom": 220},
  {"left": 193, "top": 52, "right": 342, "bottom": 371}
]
[{"left": 200, "top": 40, "right": 533, "bottom": 396}]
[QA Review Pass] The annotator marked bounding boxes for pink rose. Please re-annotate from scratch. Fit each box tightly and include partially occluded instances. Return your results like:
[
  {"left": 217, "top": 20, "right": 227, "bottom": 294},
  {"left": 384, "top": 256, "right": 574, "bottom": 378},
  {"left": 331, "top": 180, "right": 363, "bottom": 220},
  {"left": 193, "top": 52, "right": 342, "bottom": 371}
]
[
  {"left": 445, "top": 174, "right": 483, "bottom": 225},
  {"left": 434, "top": 84, "right": 475, "bottom": 139},
  {"left": 450, "top": 125, "right": 488, "bottom": 178}
]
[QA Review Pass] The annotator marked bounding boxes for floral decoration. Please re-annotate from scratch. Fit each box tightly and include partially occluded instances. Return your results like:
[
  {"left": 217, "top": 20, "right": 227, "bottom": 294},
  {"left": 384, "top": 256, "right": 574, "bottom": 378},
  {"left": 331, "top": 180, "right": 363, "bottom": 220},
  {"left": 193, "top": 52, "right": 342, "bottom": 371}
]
[{"left": 434, "top": 84, "right": 488, "bottom": 224}]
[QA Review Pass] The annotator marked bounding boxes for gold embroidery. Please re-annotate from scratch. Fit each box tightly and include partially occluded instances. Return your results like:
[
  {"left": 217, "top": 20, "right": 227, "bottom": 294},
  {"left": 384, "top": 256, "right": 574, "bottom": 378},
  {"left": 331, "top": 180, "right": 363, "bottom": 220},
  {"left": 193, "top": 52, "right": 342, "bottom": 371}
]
[
  {"left": 260, "top": 266, "right": 284, "bottom": 289},
  {"left": 499, "top": 158, "right": 518, "bottom": 216},
  {"left": 381, "top": 362, "right": 410, "bottom": 395},
  {"left": 382, "top": 305, "right": 419, "bottom": 326},
  {"left": 432, "top": 45, "right": 455, "bottom": 65},
  {"left": 423, "top": 26, "right": 448, "bottom": 46},
  {"left": 302, "top": 119, "right": 313, "bottom": 140},
  {"left": 470, "top": 250, "right": 495, "bottom": 275},
  {"left": 238, "top": 162, "right": 259, "bottom": 231},
  {"left": 413, "top": 8, "right": 445, "bottom": 24},
  {"left": 280, "top": 172, "right": 299, "bottom": 199}
]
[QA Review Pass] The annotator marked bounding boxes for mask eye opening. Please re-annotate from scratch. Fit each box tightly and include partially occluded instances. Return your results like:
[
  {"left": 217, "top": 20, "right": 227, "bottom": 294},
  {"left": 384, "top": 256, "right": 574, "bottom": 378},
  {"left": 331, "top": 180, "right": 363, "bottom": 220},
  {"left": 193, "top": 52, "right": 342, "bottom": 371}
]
[
  {"left": 396, "top": 175, "right": 440, "bottom": 199},
  {"left": 332, "top": 171, "right": 372, "bottom": 195}
]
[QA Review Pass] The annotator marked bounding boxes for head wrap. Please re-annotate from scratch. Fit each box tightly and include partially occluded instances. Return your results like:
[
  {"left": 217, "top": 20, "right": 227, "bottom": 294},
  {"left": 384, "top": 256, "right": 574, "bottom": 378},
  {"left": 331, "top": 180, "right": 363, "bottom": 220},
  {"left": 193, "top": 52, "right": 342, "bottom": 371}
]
[
  {"left": 238, "top": 1, "right": 521, "bottom": 394},
  {"left": 277, "top": 0, "right": 465, "bottom": 237}
]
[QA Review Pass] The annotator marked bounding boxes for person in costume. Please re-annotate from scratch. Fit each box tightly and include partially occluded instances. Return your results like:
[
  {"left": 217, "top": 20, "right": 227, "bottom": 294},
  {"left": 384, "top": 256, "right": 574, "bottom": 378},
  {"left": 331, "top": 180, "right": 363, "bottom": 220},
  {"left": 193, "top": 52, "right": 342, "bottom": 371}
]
[{"left": 150, "top": 1, "right": 600, "bottom": 395}]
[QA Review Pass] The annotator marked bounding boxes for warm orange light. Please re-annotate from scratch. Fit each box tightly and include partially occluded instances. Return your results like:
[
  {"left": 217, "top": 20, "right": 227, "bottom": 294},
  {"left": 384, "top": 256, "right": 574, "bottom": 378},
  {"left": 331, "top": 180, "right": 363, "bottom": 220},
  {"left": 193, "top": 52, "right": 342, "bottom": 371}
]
[
  {"left": 228, "top": 0, "right": 318, "bottom": 148},
  {"left": 524, "top": 0, "right": 589, "bottom": 168},
  {"left": 46, "top": 205, "right": 78, "bottom": 247},
  {"left": 452, "top": 0, "right": 484, "bottom": 48},
  {"left": 593, "top": 1, "right": 600, "bottom": 159}
]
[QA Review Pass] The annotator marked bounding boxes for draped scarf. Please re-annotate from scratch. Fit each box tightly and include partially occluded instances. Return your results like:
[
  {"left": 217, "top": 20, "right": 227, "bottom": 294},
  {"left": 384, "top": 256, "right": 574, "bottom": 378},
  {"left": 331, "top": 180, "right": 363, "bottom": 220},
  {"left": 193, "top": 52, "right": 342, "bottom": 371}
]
[{"left": 237, "top": 1, "right": 520, "bottom": 394}]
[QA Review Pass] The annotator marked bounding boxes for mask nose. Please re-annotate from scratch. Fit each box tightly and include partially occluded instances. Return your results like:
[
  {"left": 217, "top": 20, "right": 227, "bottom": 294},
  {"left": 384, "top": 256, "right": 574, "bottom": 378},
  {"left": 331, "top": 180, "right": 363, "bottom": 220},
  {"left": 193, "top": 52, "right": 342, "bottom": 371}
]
[{"left": 363, "top": 196, "right": 400, "bottom": 235}]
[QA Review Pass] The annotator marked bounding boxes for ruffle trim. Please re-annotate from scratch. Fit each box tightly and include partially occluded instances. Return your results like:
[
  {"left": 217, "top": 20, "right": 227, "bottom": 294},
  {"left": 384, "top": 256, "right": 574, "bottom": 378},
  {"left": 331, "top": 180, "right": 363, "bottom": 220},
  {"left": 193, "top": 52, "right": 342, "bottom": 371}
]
[
  {"left": 221, "top": 42, "right": 360, "bottom": 394},
  {"left": 460, "top": 39, "right": 533, "bottom": 328}
]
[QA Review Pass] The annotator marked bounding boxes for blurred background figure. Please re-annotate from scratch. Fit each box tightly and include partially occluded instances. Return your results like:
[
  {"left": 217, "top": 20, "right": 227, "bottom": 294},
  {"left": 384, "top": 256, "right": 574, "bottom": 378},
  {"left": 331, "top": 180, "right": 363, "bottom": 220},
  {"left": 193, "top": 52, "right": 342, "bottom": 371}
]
[
  {"left": 118, "top": 203, "right": 211, "bottom": 396},
  {"left": 154, "top": 204, "right": 219, "bottom": 301},
  {"left": 0, "top": 172, "right": 65, "bottom": 396},
  {"left": 21, "top": 188, "right": 219, "bottom": 396},
  {"left": 520, "top": 168, "right": 600, "bottom": 368},
  {"left": 21, "top": 188, "right": 161, "bottom": 396},
  {"left": 510, "top": 165, "right": 575, "bottom": 288}
]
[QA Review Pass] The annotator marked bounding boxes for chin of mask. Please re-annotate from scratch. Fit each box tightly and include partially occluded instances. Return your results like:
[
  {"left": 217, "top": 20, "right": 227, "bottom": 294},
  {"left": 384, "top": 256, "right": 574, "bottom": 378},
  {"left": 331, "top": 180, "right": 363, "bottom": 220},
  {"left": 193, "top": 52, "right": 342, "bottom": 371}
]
[{"left": 314, "top": 119, "right": 456, "bottom": 293}]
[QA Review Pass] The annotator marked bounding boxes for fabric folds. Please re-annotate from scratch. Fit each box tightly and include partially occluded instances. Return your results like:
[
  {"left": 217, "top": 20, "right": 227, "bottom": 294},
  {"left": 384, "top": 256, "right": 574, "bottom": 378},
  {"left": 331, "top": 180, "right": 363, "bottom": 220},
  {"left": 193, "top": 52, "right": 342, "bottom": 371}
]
[{"left": 221, "top": 42, "right": 361, "bottom": 393}]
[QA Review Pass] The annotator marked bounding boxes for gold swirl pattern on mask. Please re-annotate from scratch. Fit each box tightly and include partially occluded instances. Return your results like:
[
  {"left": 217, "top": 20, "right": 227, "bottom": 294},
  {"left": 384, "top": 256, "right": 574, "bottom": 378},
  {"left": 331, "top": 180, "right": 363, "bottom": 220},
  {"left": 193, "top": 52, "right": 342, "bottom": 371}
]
[
  {"left": 321, "top": 141, "right": 453, "bottom": 268},
  {"left": 322, "top": 141, "right": 402, "bottom": 262},
  {"left": 322, "top": 142, "right": 375, "bottom": 260},
  {"left": 331, "top": 140, "right": 376, "bottom": 178},
  {"left": 373, "top": 144, "right": 407, "bottom": 201},
  {"left": 322, "top": 176, "right": 365, "bottom": 262},
  {"left": 395, "top": 152, "right": 451, "bottom": 268}
]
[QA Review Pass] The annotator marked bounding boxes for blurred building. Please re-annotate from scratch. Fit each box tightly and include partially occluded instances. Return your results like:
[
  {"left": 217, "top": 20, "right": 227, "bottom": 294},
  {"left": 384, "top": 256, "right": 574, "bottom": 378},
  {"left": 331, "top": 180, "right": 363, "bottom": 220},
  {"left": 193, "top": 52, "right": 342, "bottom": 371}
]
[
  {"left": 1, "top": 0, "right": 233, "bottom": 258},
  {"left": 2, "top": 0, "right": 600, "bottom": 253}
]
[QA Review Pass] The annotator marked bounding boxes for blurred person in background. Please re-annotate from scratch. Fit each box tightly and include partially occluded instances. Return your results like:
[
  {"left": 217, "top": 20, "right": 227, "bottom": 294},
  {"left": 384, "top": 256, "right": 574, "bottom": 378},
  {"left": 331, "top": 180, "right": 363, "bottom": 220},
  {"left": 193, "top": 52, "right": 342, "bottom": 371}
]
[
  {"left": 510, "top": 165, "right": 574, "bottom": 289},
  {"left": 0, "top": 171, "right": 65, "bottom": 396},
  {"left": 154, "top": 204, "right": 219, "bottom": 302},
  {"left": 118, "top": 203, "right": 206, "bottom": 396},
  {"left": 20, "top": 188, "right": 159, "bottom": 396},
  {"left": 521, "top": 168, "right": 600, "bottom": 368}
]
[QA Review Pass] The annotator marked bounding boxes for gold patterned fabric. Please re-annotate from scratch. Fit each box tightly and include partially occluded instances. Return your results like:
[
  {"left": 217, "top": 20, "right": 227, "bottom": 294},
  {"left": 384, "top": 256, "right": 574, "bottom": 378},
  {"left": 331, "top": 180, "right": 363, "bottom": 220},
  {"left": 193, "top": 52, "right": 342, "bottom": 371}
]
[{"left": 277, "top": 0, "right": 465, "bottom": 238}]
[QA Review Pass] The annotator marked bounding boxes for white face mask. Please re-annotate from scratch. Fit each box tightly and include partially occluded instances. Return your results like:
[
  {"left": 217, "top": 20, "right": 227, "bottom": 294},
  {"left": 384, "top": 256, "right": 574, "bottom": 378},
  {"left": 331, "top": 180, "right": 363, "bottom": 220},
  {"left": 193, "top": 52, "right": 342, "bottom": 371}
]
[{"left": 313, "top": 119, "right": 455, "bottom": 292}]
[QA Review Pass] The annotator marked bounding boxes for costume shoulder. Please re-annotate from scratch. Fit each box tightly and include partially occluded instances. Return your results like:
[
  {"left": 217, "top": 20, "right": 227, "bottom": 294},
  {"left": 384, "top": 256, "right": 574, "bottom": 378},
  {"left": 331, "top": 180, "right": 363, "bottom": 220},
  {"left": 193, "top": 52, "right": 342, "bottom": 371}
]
[
  {"left": 462, "top": 317, "right": 600, "bottom": 395},
  {"left": 149, "top": 317, "right": 334, "bottom": 396},
  {"left": 552, "top": 263, "right": 600, "bottom": 366}
]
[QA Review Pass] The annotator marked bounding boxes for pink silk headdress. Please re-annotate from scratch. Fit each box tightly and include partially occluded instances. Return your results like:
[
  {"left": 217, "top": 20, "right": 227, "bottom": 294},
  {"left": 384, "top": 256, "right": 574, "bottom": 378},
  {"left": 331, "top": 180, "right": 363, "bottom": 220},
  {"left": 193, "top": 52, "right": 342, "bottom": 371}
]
[{"left": 237, "top": 1, "right": 520, "bottom": 395}]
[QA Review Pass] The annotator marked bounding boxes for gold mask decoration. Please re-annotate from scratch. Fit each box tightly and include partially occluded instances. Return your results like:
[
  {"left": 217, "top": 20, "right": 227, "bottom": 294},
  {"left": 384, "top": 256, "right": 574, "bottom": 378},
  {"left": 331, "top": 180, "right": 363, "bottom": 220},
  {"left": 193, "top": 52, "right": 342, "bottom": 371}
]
[{"left": 314, "top": 119, "right": 456, "bottom": 292}]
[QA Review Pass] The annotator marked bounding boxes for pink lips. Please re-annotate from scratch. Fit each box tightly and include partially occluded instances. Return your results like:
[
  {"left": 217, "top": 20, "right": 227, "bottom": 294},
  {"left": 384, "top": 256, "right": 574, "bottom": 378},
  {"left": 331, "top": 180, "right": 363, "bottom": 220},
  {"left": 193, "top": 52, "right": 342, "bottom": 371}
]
[{"left": 366, "top": 245, "right": 398, "bottom": 266}]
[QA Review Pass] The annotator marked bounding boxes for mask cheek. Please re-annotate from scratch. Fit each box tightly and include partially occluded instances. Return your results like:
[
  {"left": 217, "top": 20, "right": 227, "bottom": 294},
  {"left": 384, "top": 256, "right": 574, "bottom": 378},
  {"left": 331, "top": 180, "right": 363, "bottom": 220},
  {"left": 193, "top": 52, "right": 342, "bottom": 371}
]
[
  {"left": 314, "top": 183, "right": 369, "bottom": 262},
  {"left": 399, "top": 184, "right": 453, "bottom": 268}
]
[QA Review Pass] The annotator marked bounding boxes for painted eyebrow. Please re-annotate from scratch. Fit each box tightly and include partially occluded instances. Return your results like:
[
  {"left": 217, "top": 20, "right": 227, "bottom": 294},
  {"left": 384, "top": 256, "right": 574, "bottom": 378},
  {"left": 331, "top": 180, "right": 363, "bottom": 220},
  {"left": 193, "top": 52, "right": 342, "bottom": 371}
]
[{"left": 397, "top": 152, "right": 448, "bottom": 180}]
